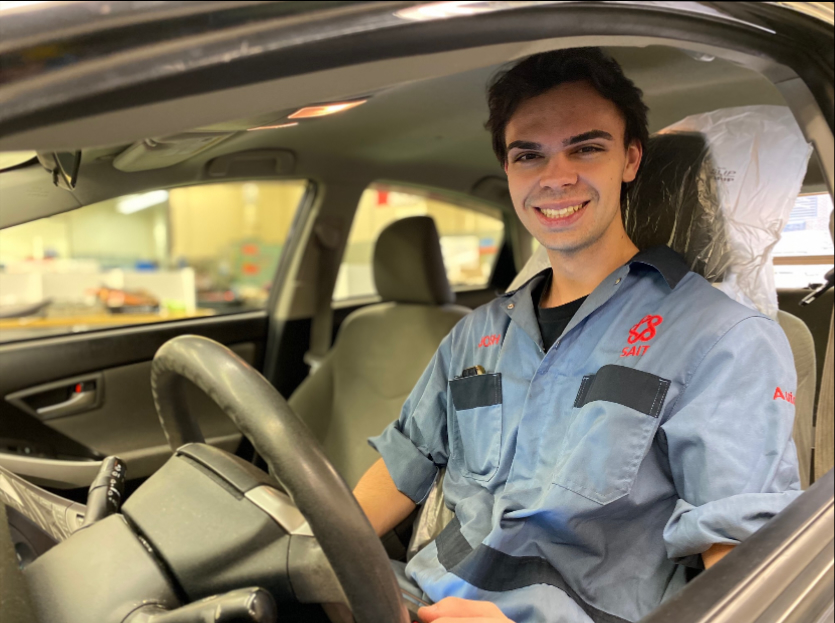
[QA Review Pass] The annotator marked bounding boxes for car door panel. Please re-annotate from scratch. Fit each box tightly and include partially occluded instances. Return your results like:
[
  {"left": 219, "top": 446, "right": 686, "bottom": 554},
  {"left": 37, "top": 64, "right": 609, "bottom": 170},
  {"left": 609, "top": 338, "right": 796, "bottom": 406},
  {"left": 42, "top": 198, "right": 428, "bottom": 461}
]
[{"left": 0, "top": 312, "right": 267, "bottom": 487}]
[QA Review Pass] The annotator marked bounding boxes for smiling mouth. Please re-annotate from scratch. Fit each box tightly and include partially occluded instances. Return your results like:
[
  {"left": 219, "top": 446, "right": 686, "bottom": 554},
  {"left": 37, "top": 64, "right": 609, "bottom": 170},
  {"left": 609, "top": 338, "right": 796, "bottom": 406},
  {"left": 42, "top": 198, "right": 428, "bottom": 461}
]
[{"left": 535, "top": 201, "right": 590, "bottom": 219}]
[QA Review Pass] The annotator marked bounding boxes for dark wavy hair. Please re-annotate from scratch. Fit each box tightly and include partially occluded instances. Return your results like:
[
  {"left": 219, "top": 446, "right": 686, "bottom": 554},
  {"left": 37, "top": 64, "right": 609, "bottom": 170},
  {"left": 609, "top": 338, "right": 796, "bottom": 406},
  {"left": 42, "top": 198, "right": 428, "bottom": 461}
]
[{"left": 485, "top": 48, "right": 649, "bottom": 166}]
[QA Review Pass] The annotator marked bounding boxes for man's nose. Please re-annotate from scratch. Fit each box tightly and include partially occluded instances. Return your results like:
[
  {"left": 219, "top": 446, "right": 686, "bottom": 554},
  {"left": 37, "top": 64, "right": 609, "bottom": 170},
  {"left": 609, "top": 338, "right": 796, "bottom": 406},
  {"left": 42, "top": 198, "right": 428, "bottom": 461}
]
[{"left": 539, "top": 154, "right": 578, "bottom": 189}]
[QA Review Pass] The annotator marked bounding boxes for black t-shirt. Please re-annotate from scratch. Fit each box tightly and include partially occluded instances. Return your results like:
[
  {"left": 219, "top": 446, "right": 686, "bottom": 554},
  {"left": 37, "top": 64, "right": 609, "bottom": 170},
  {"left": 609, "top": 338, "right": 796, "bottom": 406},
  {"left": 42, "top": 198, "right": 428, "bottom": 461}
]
[{"left": 531, "top": 273, "right": 587, "bottom": 352}]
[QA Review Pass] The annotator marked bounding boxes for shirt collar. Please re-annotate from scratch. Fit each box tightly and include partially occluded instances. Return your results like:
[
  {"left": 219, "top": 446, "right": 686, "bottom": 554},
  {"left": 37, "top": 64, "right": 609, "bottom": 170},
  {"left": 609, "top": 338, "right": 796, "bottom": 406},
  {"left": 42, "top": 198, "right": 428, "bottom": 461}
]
[
  {"left": 501, "top": 246, "right": 690, "bottom": 349},
  {"left": 502, "top": 245, "right": 689, "bottom": 299},
  {"left": 628, "top": 246, "right": 690, "bottom": 289},
  {"left": 501, "top": 270, "right": 549, "bottom": 350}
]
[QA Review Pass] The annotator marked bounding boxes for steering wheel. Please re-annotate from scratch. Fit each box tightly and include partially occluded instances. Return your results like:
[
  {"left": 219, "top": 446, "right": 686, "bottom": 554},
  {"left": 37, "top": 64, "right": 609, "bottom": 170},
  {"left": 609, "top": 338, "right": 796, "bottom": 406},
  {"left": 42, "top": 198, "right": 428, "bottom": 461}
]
[{"left": 148, "top": 335, "right": 408, "bottom": 623}]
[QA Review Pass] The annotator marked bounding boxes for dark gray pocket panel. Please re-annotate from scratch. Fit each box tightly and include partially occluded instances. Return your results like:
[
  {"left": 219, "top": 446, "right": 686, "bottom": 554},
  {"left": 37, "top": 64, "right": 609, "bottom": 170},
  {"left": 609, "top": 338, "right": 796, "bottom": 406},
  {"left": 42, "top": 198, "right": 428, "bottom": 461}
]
[
  {"left": 449, "top": 373, "right": 502, "bottom": 410},
  {"left": 573, "top": 365, "right": 670, "bottom": 418}
]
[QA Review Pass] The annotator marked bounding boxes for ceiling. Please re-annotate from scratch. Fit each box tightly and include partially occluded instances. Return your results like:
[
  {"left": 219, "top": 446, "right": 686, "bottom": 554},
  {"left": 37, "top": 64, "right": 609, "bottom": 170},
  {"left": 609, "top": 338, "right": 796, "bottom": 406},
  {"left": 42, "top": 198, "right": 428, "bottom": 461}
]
[{"left": 198, "top": 45, "right": 786, "bottom": 176}]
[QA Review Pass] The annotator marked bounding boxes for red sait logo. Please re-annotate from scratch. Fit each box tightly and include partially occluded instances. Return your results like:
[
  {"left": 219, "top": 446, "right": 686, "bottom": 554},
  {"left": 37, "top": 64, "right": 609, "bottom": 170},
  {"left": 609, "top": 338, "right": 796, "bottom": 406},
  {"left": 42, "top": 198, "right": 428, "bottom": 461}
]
[
  {"left": 621, "top": 314, "right": 663, "bottom": 357},
  {"left": 773, "top": 387, "right": 796, "bottom": 404},
  {"left": 478, "top": 334, "right": 501, "bottom": 348}
]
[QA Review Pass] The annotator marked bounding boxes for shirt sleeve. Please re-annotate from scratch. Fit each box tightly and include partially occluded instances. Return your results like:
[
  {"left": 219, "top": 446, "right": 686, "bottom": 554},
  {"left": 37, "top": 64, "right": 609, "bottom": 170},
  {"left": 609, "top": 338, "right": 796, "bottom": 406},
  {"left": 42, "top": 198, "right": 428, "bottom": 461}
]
[
  {"left": 368, "top": 332, "right": 453, "bottom": 504},
  {"left": 661, "top": 316, "right": 802, "bottom": 565}
]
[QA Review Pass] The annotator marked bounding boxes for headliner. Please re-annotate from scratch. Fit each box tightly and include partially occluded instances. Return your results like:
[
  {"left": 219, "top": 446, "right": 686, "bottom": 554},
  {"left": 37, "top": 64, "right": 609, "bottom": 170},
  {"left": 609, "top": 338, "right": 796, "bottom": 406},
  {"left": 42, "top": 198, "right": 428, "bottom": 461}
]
[{"left": 0, "top": 42, "right": 817, "bottom": 228}]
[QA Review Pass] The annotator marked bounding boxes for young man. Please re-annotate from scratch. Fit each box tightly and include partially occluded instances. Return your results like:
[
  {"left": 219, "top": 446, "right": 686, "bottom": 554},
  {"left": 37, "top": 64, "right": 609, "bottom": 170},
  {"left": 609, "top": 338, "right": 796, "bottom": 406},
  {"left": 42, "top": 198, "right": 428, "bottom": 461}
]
[{"left": 354, "top": 48, "right": 801, "bottom": 623}]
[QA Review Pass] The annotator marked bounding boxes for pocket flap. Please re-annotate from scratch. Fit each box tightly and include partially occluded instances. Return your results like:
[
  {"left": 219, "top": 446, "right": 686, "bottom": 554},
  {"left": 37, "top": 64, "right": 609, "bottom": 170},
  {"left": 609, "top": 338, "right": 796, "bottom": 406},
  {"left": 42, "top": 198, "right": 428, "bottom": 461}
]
[
  {"left": 573, "top": 365, "right": 670, "bottom": 418},
  {"left": 449, "top": 373, "right": 502, "bottom": 410}
]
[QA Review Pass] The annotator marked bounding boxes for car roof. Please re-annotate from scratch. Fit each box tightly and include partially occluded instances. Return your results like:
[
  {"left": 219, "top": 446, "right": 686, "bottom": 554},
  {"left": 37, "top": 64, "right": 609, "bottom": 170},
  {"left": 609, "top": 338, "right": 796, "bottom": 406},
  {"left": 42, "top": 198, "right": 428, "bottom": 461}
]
[{"left": 0, "top": 2, "right": 831, "bottom": 228}]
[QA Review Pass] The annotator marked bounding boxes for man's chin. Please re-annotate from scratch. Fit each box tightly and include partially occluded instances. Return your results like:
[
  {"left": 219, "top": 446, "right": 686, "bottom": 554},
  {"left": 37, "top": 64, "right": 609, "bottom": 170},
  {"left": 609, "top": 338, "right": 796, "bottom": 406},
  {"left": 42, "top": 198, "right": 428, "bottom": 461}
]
[{"left": 536, "top": 233, "right": 596, "bottom": 256}]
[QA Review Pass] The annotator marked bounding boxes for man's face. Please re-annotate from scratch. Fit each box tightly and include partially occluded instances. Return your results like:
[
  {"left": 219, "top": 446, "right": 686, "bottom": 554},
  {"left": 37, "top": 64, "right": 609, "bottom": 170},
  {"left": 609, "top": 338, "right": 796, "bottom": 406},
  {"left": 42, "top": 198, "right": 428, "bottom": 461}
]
[{"left": 504, "top": 81, "right": 642, "bottom": 254}]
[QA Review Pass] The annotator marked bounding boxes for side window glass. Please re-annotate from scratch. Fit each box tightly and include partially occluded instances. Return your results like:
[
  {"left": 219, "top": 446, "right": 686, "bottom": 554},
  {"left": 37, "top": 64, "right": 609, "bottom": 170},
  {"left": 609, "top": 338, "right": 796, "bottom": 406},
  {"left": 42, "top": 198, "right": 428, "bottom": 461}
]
[
  {"left": 333, "top": 184, "right": 505, "bottom": 301},
  {"left": 773, "top": 193, "right": 834, "bottom": 288},
  {"left": 0, "top": 181, "right": 308, "bottom": 343}
]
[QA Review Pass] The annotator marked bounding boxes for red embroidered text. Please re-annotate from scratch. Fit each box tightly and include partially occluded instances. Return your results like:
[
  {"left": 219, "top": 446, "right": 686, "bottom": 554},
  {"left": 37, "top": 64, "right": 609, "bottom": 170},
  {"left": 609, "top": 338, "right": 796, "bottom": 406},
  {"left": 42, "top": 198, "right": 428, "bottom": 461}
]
[
  {"left": 773, "top": 387, "right": 795, "bottom": 404},
  {"left": 478, "top": 334, "right": 501, "bottom": 348},
  {"left": 621, "top": 345, "right": 651, "bottom": 358}
]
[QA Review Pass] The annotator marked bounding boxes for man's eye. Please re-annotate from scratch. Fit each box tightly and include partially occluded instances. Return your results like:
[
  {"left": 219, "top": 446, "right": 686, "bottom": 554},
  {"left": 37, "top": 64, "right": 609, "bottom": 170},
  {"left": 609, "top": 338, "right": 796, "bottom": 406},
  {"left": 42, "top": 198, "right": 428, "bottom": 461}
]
[
  {"left": 577, "top": 145, "right": 604, "bottom": 154},
  {"left": 514, "top": 153, "right": 540, "bottom": 162}
]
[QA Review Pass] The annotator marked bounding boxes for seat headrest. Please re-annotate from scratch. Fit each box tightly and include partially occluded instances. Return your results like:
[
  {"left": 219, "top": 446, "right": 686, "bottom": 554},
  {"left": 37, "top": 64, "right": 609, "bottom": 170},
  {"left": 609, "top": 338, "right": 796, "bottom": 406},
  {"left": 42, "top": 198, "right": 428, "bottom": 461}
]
[
  {"left": 624, "top": 132, "right": 732, "bottom": 282},
  {"left": 373, "top": 216, "right": 454, "bottom": 305}
]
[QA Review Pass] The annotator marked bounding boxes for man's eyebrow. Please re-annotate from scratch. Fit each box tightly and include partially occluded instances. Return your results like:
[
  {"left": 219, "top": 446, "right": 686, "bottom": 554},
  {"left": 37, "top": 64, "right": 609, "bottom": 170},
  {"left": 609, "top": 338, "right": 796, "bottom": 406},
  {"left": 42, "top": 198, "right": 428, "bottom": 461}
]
[
  {"left": 563, "top": 130, "right": 614, "bottom": 146},
  {"left": 506, "top": 131, "right": 615, "bottom": 153},
  {"left": 506, "top": 140, "right": 541, "bottom": 152}
]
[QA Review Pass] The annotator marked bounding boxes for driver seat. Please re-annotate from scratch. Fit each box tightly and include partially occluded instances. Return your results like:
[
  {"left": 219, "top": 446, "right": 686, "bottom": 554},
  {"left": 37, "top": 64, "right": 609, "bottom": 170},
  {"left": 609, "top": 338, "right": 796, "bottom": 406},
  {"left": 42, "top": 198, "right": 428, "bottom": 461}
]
[{"left": 288, "top": 216, "right": 470, "bottom": 489}]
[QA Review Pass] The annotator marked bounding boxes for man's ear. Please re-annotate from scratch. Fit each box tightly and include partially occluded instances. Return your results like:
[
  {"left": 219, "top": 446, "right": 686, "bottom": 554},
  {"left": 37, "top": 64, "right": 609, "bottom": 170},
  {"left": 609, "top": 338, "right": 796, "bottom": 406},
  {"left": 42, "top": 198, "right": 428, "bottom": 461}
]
[{"left": 622, "top": 139, "right": 643, "bottom": 184}]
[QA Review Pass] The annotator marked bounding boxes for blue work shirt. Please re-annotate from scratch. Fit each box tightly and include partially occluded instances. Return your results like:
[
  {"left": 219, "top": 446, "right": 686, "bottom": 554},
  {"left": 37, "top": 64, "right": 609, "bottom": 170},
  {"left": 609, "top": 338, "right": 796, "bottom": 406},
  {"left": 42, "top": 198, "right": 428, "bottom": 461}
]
[{"left": 369, "top": 247, "right": 802, "bottom": 623}]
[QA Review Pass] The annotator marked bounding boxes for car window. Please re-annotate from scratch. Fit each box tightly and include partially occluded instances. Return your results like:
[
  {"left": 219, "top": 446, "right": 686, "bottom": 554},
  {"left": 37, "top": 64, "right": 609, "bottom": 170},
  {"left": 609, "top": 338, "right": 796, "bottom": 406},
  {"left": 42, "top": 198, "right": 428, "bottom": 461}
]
[
  {"left": 0, "top": 180, "right": 308, "bottom": 343},
  {"left": 333, "top": 184, "right": 505, "bottom": 302},
  {"left": 773, "top": 192, "right": 834, "bottom": 289}
]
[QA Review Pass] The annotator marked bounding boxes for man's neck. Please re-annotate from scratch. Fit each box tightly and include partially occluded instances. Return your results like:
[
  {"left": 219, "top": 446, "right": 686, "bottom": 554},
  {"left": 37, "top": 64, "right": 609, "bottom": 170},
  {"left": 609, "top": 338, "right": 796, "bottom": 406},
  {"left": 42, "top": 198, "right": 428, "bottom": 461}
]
[{"left": 542, "top": 228, "right": 639, "bottom": 308}]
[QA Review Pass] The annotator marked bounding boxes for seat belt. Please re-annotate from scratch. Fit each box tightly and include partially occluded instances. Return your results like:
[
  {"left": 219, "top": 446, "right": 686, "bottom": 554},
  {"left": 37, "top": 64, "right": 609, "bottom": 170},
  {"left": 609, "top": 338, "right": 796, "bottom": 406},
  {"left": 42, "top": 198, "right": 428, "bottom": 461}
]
[
  {"left": 303, "top": 218, "right": 342, "bottom": 374},
  {"left": 813, "top": 308, "right": 834, "bottom": 482}
]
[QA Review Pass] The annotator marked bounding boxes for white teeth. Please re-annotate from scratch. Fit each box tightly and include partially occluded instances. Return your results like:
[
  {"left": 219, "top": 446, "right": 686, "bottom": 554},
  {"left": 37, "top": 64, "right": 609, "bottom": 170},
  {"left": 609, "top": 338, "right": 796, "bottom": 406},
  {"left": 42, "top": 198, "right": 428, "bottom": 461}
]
[{"left": 539, "top": 203, "right": 585, "bottom": 219}]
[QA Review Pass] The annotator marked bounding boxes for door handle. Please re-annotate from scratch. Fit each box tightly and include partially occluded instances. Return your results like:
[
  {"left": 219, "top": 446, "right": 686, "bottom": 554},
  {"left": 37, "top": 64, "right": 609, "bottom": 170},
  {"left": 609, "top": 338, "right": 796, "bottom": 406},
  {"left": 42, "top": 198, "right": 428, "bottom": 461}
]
[
  {"left": 36, "top": 389, "right": 97, "bottom": 420},
  {"left": 6, "top": 373, "right": 104, "bottom": 422}
]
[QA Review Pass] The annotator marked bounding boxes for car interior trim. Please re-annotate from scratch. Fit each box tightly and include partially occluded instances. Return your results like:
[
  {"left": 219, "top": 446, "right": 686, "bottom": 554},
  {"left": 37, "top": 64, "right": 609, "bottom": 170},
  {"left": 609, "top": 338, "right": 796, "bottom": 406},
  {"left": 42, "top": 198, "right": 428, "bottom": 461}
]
[
  {"left": 0, "top": 312, "right": 267, "bottom": 395},
  {"left": 641, "top": 469, "right": 835, "bottom": 623},
  {"left": 245, "top": 486, "right": 314, "bottom": 537}
]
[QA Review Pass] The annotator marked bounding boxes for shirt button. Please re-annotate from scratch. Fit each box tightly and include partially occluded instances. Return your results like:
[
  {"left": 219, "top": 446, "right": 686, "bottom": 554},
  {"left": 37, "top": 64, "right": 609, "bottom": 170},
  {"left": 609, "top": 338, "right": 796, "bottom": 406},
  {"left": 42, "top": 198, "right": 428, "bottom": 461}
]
[
  {"left": 507, "top": 303, "right": 514, "bottom": 309},
  {"left": 615, "top": 278, "right": 622, "bottom": 285}
]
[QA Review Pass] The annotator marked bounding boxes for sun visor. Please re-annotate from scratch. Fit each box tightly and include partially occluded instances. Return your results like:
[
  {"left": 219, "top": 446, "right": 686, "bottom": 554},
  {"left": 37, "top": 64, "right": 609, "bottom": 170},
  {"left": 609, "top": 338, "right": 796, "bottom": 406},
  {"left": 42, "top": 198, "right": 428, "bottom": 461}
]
[
  {"left": 627, "top": 105, "right": 812, "bottom": 319},
  {"left": 113, "top": 132, "right": 233, "bottom": 172}
]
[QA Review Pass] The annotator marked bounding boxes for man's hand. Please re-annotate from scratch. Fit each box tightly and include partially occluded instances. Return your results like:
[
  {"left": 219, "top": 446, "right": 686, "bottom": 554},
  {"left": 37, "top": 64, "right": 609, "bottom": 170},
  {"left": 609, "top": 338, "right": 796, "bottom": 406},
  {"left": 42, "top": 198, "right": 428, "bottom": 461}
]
[{"left": 418, "top": 597, "right": 514, "bottom": 622}]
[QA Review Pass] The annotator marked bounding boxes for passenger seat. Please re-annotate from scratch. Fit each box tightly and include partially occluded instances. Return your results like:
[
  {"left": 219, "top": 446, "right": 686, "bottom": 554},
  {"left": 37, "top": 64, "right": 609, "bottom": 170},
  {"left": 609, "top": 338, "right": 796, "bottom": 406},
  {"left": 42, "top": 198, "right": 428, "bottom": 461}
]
[{"left": 289, "top": 216, "right": 470, "bottom": 488}]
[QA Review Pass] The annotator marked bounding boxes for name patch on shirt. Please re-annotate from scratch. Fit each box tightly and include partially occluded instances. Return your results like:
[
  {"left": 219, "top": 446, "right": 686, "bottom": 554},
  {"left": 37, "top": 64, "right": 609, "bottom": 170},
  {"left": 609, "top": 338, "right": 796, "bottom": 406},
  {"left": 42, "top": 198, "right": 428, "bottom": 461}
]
[{"left": 478, "top": 334, "right": 501, "bottom": 348}]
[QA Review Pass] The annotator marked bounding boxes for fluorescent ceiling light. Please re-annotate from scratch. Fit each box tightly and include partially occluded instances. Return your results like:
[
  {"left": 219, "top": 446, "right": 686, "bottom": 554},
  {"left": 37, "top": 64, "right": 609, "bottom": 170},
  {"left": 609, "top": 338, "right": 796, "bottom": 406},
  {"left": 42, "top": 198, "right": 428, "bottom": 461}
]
[
  {"left": 116, "top": 190, "right": 169, "bottom": 215},
  {"left": 288, "top": 100, "right": 367, "bottom": 119},
  {"left": 247, "top": 122, "right": 299, "bottom": 131}
]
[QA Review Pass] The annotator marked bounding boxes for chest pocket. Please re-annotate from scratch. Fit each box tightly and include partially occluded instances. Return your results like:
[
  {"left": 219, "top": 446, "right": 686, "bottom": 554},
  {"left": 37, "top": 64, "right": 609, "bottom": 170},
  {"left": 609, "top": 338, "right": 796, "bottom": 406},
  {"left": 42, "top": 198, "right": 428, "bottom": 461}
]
[
  {"left": 552, "top": 365, "right": 671, "bottom": 505},
  {"left": 449, "top": 373, "right": 502, "bottom": 481}
]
